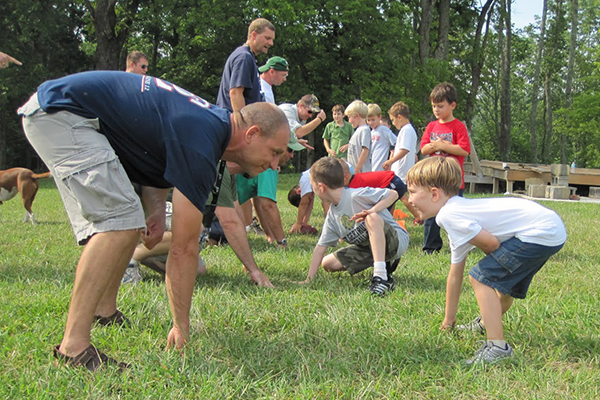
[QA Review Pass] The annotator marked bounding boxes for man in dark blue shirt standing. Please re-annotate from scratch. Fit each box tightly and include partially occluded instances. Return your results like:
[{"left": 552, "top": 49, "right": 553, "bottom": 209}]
[
  {"left": 18, "top": 71, "right": 290, "bottom": 371},
  {"left": 217, "top": 18, "right": 275, "bottom": 127}
]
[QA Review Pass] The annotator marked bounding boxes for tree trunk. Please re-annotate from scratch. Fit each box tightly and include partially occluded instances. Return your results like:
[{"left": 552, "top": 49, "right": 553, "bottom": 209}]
[
  {"left": 529, "top": 0, "right": 548, "bottom": 164},
  {"left": 84, "top": 0, "right": 141, "bottom": 70},
  {"left": 433, "top": 0, "right": 450, "bottom": 60},
  {"left": 418, "top": 0, "right": 434, "bottom": 65},
  {"left": 563, "top": 0, "right": 579, "bottom": 163},
  {"left": 543, "top": 73, "right": 553, "bottom": 163},
  {"left": 543, "top": 0, "right": 564, "bottom": 163},
  {"left": 464, "top": 0, "right": 497, "bottom": 132},
  {"left": 499, "top": 0, "right": 511, "bottom": 159}
]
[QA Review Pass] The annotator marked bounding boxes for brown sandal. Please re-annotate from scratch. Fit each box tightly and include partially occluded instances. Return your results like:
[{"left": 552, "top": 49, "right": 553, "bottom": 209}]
[
  {"left": 94, "top": 309, "right": 128, "bottom": 326},
  {"left": 53, "top": 344, "right": 130, "bottom": 372}
]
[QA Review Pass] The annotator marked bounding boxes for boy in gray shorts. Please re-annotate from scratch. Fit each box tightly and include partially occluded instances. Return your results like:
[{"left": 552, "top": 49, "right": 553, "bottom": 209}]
[{"left": 300, "top": 157, "right": 409, "bottom": 296}]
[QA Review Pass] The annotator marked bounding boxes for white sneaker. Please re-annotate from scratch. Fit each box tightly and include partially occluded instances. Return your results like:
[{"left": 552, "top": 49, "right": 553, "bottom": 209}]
[
  {"left": 465, "top": 341, "right": 514, "bottom": 364},
  {"left": 122, "top": 264, "right": 142, "bottom": 284},
  {"left": 456, "top": 316, "right": 486, "bottom": 335}
]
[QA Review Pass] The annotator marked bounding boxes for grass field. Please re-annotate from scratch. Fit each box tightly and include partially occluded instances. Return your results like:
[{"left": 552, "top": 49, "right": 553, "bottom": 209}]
[{"left": 1, "top": 175, "right": 599, "bottom": 399}]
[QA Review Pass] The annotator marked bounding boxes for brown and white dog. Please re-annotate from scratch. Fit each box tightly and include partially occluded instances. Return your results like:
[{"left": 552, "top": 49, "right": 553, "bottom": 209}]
[{"left": 0, "top": 168, "right": 52, "bottom": 224}]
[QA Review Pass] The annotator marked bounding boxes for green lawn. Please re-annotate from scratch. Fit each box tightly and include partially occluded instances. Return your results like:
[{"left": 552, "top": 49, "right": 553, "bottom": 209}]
[{"left": 1, "top": 176, "right": 599, "bottom": 399}]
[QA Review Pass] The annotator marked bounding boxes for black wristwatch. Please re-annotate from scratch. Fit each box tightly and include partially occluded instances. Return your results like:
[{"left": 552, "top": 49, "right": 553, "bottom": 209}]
[{"left": 277, "top": 238, "right": 288, "bottom": 245}]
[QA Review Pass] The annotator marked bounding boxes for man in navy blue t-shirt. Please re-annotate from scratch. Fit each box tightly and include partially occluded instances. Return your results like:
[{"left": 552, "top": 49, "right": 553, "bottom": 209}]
[
  {"left": 18, "top": 70, "right": 290, "bottom": 371},
  {"left": 217, "top": 18, "right": 275, "bottom": 127}
]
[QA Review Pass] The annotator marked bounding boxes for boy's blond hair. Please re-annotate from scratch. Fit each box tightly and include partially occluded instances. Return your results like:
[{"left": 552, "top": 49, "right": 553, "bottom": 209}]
[
  {"left": 430, "top": 82, "right": 458, "bottom": 104},
  {"left": 367, "top": 103, "right": 382, "bottom": 118},
  {"left": 388, "top": 101, "right": 410, "bottom": 119},
  {"left": 406, "top": 157, "right": 461, "bottom": 197},
  {"left": 344, "top": 100, "right": 368, "bottom": 119},
  {"left": 310, "top": 157, "right": 345, "bottom": 189},
  {"left": 332, "top": 104, "right": 345, "bottom": 114}
]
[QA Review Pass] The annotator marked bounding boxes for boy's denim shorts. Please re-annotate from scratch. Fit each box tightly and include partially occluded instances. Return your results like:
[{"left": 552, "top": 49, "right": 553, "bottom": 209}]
[{"left": 469, "top": 236, "right": 564, "bottom": 299}]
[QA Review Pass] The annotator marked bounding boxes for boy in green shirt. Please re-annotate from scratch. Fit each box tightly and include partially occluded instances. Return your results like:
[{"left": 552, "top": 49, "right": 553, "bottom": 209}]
[{"left": 323, "top": 104, "right": 353, "bottom": 159}]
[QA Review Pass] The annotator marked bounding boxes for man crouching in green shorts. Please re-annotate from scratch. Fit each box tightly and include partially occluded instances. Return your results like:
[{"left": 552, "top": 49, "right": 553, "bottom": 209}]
[{"left": 236, "top": 133, "right": 305, "bottom": 247}]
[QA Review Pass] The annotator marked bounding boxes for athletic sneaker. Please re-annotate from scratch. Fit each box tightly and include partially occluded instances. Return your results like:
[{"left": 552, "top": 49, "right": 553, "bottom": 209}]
[
  {"left": 122, "top": 264, "right": 142, "bottom": 284},
  {"left": 466, "top": 341, "right": 514, "bottom": 364},
  {"left": 456, "top": 316, "right": 486, "bottom": 335},
  {"left": 246, "top": 217, "right": 265, "bottom": 235},
  {"left": 369, "top": 276, "right": 395, "bottom": 296}
]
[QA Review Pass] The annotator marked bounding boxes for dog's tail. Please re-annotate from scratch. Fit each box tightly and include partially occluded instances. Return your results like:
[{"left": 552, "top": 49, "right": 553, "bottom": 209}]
[{"left": 31, "top": 172, "right": 52, "bottom": 180}]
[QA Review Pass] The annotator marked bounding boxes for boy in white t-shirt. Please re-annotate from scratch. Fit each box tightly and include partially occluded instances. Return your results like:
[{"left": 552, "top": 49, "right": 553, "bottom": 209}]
[
  {"left": 345, "top": 100, "right": 371, "bottom": 173},
  {"left": 367, "top": 103, "right": 396, "bottom": 172},
  {"left": 406, "top": 157, "right": 567, "bottom": 364},
  {"left": 382, "top": 101, "right": 421, "bottom": 223},
  {"left": 300, "top": 157, "right": 409, "bottom": 296},
  {"left": 382, "top": 101, "right": 417, "bottom": 181}
]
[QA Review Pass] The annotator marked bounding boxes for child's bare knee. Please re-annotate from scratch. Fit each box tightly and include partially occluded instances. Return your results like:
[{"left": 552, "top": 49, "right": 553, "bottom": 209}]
[
  {"left": 322, "top": 263, "right": 335, "bottom": 272},
  {"left": 322, "top": 255, "right": 342, "bottom": 272}
]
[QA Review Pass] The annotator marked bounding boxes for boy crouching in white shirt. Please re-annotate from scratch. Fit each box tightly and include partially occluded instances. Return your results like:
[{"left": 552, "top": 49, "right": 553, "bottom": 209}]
[
  {"left": 406, "top": 157, "right": 567, "bottom": 364},
  {"left": 300, "top": 157, "right": 409, "bottom": 296}
]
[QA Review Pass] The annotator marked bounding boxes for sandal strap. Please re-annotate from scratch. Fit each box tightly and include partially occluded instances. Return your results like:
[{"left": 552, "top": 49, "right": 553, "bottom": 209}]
[
  {"left": 94, "top": 309, "right": 128, "bottom": 326},
  {"left": 53, "top": 344, "right": 130, "bottom": 371},
  {"left": 53, "top": 344, "right": 103, "bottom": 371}
]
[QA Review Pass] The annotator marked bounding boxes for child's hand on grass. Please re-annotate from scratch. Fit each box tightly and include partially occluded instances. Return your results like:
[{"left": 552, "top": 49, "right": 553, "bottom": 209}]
[
  {"left": 440, "top": 318, "right": 455, "bottom": 332},
  {"left": 289, "top": 223, "right": 303, "bottom": 234},
  {"left": 293, "top": 278, "right": 311, "bottom": 285}
]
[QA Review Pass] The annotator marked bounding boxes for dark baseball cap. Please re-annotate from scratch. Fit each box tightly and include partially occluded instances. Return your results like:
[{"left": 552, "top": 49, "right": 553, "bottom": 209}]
[{"left": 258, "top": 56, "right": 289, "bottom": 73}]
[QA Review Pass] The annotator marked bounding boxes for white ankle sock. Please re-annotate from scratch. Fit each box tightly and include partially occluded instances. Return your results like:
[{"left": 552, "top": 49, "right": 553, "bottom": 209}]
[
  {"left": 488, "top": 339, "right": 507, "bottom": 348},
  {"left": 373, "top": 262, "right": 387, "bottom": 280}
]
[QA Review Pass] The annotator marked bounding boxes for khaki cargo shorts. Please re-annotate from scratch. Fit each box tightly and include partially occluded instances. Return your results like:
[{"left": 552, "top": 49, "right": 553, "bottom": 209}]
[{"left": 19, "top": 93, "right": 146, "bottom": 244}]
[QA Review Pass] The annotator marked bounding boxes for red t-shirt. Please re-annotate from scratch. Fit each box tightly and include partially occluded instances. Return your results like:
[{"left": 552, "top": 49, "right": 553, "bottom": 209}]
[
  {"left": 348, "top": 170, "right": 396, "bottom": 189},
  {"left": 420, "top": 119, "right": 471, "bottom": 189}
]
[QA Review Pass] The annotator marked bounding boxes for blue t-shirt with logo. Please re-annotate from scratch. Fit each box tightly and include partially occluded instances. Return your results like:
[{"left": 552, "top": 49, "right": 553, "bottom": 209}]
[
  {"left": 37, "top": 70, "right": 231, "bottom": 212},
  {"left": 216, "top": 45, "right": 262, "bottom": 111}
]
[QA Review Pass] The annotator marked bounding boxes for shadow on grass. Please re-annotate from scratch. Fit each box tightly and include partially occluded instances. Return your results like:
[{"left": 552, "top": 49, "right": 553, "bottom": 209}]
[
  {"left": 554, "top": 333, "right": 600, "bottom": 361},
  {"left": 0, "top": 262, "right": 76, "bottom": 283},
  {"left": 149, "top": 320, "right": 462, "bottom": 384},
  {"left": 28, "top": 221, "right": 65, "bottom": 226}
]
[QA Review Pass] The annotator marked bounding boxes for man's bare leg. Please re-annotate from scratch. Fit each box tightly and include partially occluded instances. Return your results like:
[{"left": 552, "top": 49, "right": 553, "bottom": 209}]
[
  {"left": 239, "top": 200, "right": 253, "bottom": 227},
  {"left": 254, "top": 196, "right": 285, "bottom": 245},
  {"left": 58, "top": 229, "right": 140, "bottom": 357},
  {"left": 94, "top": 230, "right": 145, "bottom": 317}
]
